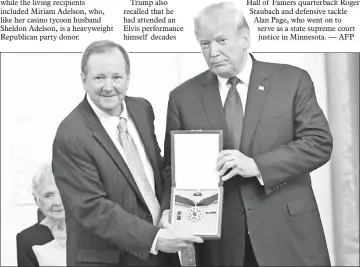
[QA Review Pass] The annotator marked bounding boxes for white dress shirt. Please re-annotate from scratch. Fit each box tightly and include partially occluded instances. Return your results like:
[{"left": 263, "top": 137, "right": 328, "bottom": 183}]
[
  {"left": 217, "top": 54, "right": 264, "bottom": 185},
  {"left": 218, "top": 53, "right": 252, "bottom": 114},
  {"left": 87, "top": 94, "right": 155, "bottom": 192},
  {"left": 32, "top": 240, "right": 66, "bottom": 266},
  {"left": 87, "top": 94, "right": 159, "bottom": 254}
]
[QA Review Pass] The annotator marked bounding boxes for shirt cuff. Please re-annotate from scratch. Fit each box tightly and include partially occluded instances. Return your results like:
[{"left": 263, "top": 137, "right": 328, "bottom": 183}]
[
  {"left": 257, "top": 173, "right": 264, "bottom": 186},
  {"left": 150, "top": 229, "right": 162, "bottom": 255}
]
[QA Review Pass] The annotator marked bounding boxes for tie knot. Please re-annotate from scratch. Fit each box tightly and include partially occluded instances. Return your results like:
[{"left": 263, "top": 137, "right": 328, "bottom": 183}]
[
  {"left": 118, "top": 117, "right": 128, "bottom": 133},
  {"left": 227, "top": 77, "right": 241, "bottom": 89}
]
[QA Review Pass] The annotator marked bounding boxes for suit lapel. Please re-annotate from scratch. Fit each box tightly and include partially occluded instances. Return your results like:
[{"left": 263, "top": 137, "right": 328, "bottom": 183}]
[
  {"left": 79, "top": 97, "right": 147, "bottom": 208},
  {"left": 241, "top": 56, "right": 270, "bottom": 154},
  {"left": 199, "top": 70, "right": 233, "bottom": 149},
  {"left": 125, "top": 97, "right": 162, "bottom": 200}
]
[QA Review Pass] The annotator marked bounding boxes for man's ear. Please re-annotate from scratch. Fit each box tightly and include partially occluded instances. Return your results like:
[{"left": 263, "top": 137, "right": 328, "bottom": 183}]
[
  {"left": 240, "top": 28, "right": 250, "bottom": 49},
  {"left": 81, "top": 72, "right": 87, "bottom": 86},
  {"left": 125, "top": 74, "right": 130, "bottom": 92}
]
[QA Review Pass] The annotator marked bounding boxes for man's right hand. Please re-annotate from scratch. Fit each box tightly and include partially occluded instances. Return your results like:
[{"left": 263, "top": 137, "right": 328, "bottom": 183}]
[{"left": 156, "top": 228, "right": 203, "bottom": 253}]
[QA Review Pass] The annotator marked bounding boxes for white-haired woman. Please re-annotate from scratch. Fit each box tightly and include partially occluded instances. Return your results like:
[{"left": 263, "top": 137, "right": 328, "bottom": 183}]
[{"left": 16, "top": 163, "right": 66, "bottom": 266}]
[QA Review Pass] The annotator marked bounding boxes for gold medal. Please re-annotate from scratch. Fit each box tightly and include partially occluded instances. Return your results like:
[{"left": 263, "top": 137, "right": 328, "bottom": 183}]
[
  {"left": 174, "top": 193, "right": 218, "bottom": 222},
  {"left": 188, "top": 206, "right": 203, "bottom": 222}
]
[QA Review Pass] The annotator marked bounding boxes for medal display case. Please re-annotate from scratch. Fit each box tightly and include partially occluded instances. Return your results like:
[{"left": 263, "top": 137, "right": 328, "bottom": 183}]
[{"left": 170, "top": 130, "right": 223, "bottom": 239}]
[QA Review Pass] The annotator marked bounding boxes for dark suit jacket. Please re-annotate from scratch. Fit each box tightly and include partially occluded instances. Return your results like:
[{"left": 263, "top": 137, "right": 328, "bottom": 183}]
[
  {"left": 163, "top": 55, "right": 332, "bottom": 266},
  {"left": 52, "top": 96, "right": 177, "bottom": 266},
  {"left": 16, "top": 223, "right": 54, "bottom": 266}
]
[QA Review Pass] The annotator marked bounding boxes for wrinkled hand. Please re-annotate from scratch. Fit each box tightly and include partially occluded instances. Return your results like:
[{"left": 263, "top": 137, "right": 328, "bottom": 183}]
[
  {"left": 156, "top": 228, "right": 203, "bottom": 253},
  {"left": 217, "top": 150, "right": 260, "bottom": 181},
  {"left": 158, "top": 210, "right": 171, "bottom": 229}
]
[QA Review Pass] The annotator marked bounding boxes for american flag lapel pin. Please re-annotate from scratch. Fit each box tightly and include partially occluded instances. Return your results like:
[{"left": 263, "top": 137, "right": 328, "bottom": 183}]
[{"left": 258, "top": 85, "right": 264, "bottom": 91}]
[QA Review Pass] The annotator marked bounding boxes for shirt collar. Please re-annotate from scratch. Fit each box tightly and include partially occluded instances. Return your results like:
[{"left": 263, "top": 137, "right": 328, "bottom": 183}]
[
  {"left": 217, "top": 53, "right": 253, "bottom": 87},
  {"left": 86, "top": 94, "right": 128, "bottom": 123}
]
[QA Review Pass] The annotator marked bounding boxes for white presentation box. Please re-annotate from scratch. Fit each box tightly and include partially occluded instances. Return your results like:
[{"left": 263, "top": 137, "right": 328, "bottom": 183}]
[{"left": 170, "top": 130, "right": 223, "bottom": 239}]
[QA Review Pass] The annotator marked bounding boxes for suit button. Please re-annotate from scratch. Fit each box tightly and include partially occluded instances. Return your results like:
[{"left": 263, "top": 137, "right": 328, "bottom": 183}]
[
  {"left": 145, "top": 214, "right": 152, "bottom": 222},
  {"left": 238, "top": 209, "right": 245, "bottom": 215}
]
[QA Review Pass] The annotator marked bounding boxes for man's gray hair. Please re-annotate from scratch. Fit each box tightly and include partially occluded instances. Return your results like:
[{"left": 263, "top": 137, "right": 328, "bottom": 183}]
[
  {"left": 32, "top": 162, "right": 55, "bottom": 198},
  {"left": 194, "top": 2, "right": 249, "bottom": 37},
  {"left": 81, "top": 40, "right": 131, "bottom": 76}
]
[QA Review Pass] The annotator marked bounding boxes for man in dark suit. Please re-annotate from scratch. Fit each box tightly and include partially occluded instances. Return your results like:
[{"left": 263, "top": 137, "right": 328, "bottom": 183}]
[
  {"left": 163, "top": 3, "right": 332, "bottom": 266},
  {"left": 52, "top": 40, "right": 202, "bottom": 266}
]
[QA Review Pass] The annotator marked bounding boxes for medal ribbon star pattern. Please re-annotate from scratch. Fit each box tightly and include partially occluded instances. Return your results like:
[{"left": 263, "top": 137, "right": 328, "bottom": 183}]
[{"left": 174, "top": 194, "right": 218, "bottom": 222}]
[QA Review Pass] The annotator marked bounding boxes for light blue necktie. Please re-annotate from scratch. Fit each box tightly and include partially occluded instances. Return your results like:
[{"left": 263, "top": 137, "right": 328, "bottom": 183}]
[{"left": 118, "top": 117, "right": 160, "bottom": 225}]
